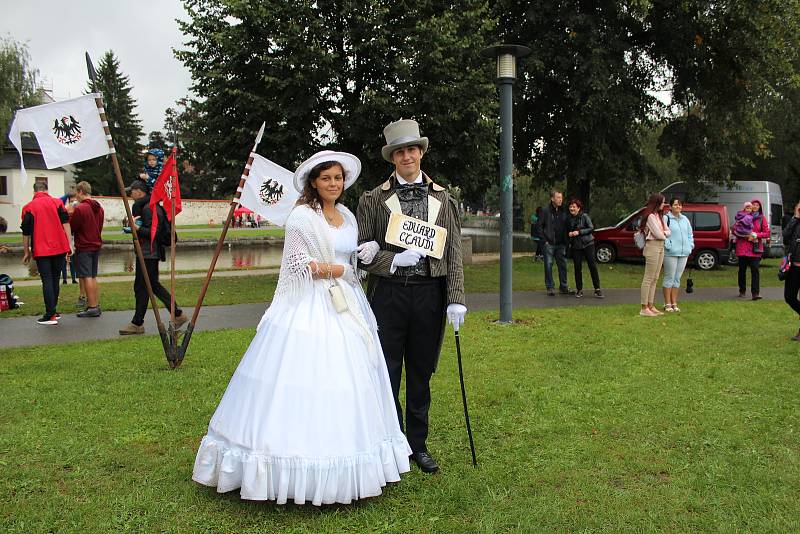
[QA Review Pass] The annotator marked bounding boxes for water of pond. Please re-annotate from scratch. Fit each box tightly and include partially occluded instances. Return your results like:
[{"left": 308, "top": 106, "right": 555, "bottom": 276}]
[{"left": 0, "top": 228, "right": 532, "bottom": 279}]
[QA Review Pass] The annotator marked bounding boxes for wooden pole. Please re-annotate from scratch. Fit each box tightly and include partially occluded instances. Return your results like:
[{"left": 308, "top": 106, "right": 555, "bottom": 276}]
[
  {"left": 169, "top": 169, "right": 177, "bottom": 362},
  {"left": 174, "top": 122, "right": 265, "bottom": 365},
  {"left": 169, "top": 186, "right": 178, "bottom": 367},
  {"left": 94, "top": 95, "right": 173, "bottom": 365}
]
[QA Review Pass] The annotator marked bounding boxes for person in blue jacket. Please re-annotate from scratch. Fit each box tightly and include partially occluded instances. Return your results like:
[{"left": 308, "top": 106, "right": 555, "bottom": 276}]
[{"left": 662, "top": 197, "right": 694, "bottom": 312}]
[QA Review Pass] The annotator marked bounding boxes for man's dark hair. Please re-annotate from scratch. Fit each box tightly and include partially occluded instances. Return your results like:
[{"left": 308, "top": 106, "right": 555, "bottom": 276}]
[
  {"left": 550, "top": 189, "right": 562, "bottom": 199},
  {"left": 33, "top": 182, "right": 48, "bottom": 192}
]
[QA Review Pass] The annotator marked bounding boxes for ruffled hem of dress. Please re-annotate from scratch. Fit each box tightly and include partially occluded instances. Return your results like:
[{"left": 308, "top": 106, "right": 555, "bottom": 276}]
[{"left": 192, "top": 432, "right": 412, "bottom": 505}]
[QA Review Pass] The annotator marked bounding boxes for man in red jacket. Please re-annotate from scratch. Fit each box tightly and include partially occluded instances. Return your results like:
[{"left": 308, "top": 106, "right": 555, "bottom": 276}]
[
  {"left": 21, "top": 181, "right": 73, "bottom": 325},
  {"left": 69, "top": 181, "right": 104, "bottom": 317}
]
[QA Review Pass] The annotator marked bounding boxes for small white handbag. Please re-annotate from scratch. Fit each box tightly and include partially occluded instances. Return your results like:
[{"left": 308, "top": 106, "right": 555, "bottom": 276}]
[{"left": 328, "top": 283, "right": 348, "bottom": 313}]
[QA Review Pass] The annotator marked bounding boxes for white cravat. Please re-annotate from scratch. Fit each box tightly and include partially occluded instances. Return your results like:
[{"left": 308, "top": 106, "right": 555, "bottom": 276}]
[{"left": 395, "top": 172, "right": 423, "bottom": 185}]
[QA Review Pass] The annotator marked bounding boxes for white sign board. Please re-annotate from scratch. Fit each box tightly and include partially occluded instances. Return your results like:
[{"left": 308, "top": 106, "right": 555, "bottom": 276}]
[{"left": 385, "top": 212, "right": 448, "bottom": 259}]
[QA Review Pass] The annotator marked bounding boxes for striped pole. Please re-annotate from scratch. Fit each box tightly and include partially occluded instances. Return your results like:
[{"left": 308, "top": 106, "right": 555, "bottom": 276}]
[
  {"left": 175, "top": 123, "right": 266, "bottom": 366},
  {"left": 93, "top": 93, "right": 174, "bottom": 366},
  {"left": 167, "top": 147, "right": 178, "bottom": 361}
]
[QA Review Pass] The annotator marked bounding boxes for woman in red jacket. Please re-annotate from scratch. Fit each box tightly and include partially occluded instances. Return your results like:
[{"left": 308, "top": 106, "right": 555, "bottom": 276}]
[{"left": 736, "top": 198, "right": 770, "bottom": 300}]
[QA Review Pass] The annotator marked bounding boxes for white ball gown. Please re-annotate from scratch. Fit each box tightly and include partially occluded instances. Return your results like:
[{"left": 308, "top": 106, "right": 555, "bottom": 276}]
[{"left": 192, "top": 206, "right": 411, "bottom": 505}]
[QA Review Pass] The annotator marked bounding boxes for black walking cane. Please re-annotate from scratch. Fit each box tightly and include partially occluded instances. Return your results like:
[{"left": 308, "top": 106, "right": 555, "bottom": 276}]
[{"left": 454, "top": 327, "right": 477, "bottom": 466}]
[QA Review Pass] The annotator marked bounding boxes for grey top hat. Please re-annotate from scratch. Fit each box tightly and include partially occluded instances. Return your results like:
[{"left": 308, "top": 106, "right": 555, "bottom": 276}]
[{"left": 381, "top": 119, "right": 429, "bottom": 162}]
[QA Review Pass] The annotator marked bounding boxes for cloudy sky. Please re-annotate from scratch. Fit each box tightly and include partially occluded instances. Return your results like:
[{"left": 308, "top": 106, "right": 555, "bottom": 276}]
[{"left": 1, "top": 0, "right": 194, "bottom": 137}]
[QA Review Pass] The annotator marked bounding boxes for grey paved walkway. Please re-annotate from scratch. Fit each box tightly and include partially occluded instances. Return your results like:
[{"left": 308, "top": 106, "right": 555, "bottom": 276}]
[
  {"left": 9, "top": 253, "right": 523, "bottom": 287},
  {"left": 0, "top": 286, "right": 785, "bottom": 349}
]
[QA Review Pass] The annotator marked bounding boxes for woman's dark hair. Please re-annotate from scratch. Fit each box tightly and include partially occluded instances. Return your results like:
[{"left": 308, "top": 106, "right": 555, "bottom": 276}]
[
  {"left": 641, "top": 193, "right": 666, "bottom": 224},
  {"left": 568, "top": 198, "right": 583, "bottom": 210},
  {"left": 296, "top": 161, "right": 345, "bottom": 209}
]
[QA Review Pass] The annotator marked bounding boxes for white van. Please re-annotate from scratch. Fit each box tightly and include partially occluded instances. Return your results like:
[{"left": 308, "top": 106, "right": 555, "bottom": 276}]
[{"left": 661, "top": 180, "right": 784, "bottom": 258}]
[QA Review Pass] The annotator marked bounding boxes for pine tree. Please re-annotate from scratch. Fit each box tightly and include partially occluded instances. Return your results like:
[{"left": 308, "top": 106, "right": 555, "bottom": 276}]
[{"left": 75, "top": 51, "right": 144, "bottom": 195}]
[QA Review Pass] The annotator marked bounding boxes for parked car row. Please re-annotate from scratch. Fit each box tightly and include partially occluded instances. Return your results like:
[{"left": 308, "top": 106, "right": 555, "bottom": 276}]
[
  {"left": 593, "top": 203, "right": 730, "bottom": 270},
  {"left": 590, "top": 181, "right": 784, "bottom": 270}
]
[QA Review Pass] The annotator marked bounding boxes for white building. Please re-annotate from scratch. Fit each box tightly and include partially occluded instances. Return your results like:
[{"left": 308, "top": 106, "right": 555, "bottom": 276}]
[{"left": 0, "top": 135, "right": 69, "bottom": 232}]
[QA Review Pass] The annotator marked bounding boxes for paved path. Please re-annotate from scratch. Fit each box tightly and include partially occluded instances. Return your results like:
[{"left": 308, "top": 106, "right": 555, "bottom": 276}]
[
  {"left": 10, "top": 253, "right": 526, "bottom": 287},
  {"left": 0, "top": 286, "right": 785, "bottom": 349}
]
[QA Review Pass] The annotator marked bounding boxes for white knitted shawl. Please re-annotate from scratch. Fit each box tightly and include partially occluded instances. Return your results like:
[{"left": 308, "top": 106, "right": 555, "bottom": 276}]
[{"left": 263, "top": 203, "right": 376, "bottom": 360}]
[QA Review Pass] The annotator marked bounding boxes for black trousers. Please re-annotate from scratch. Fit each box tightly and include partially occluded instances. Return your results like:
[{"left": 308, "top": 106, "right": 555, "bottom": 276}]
[
  {"left": 371, "top": 278, "right": 444, "bottom": 454},
  {"left": 61, "top": 255, "right": 77, "bottom": 283},
  {"left": 738, "top": 256, "right": 761, "bottom": 294},
  {"left": 785, "top": 265, "right": 800, "bottom": 317},
  {"left": 36, "top": 254, "right": 66, "bottom": 317},
  {"left": 571, "top": 244, "right": 601, "bottom": 291},
  {"left": 132, "top": 258, "right": 182, "bottom": 326}
]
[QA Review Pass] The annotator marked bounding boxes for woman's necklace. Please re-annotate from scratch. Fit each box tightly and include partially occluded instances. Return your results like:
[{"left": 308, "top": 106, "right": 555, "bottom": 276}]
[{"left": 324, "top": 209, "right": 342, "bottom": 227}]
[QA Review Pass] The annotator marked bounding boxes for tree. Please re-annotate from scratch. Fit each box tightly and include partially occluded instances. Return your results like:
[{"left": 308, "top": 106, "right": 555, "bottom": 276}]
[
  {"left": 731, "top": 84, "right": 800, "bottom": 214},
  {"left": 175, "top": 0, "right": 498, "bottom": 204},
  {"left": 74, "top": 51, "right": 144, "bottom": 195},
  {"left": 147, "top": 130, "right": 169, "bottom": 152},
  {"left": 494, "top": 1, "right": 800, "bottom": 211},
  {"left": 0, "top": 36, "right": 39, "bottom": 144},
  {"left": 649, "top": 0, "right": 800, "bottom": 186},
  {"left": 495, "top": 1, "right": 662, "bottom": 209},
  {"left": 163, "top": 99, "right": 219, "bottom": 198}
]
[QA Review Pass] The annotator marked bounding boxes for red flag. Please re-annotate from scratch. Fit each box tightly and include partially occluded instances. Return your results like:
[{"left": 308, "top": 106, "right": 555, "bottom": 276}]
[{"left": 149, "top": 147, "right": 182, "bottom": 244}]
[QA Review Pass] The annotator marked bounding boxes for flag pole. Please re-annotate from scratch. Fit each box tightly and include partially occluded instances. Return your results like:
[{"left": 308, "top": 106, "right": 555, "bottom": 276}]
[
  {"left": 168, "top": 147, "right": 178, "bottom": 363},
  {"left": 174, "top": 122, "right": 265, "bottom": 366},
  {"left": 86, "top": 52, "right": 174, "bottom": 367}
]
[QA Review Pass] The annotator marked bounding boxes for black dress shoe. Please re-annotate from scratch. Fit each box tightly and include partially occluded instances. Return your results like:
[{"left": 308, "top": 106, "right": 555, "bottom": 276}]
[{"left": 410, "top": 451, "right": 439, "bottom": 473}]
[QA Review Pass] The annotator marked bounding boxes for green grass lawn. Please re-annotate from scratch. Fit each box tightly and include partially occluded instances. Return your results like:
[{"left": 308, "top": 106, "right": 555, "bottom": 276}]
[
  {"left": 463, "top": 256, "right": 781, "bottom": 292},
  {"left": 4, "top": 257, "right": 780, "bottom": 318},
  {"left": 1, "top": 302, "right": 798, "bottom": 532},
  {"left": 4, "top": 274, "right": 279, "bottom": 318}
]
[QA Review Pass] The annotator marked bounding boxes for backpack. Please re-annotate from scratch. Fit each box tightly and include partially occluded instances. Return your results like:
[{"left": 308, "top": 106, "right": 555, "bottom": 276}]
[{"left": 0, "top": 273, "right": 21, "bottom": 311}]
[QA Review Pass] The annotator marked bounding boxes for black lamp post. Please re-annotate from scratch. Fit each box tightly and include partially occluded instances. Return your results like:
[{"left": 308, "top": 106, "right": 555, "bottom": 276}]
[{"left": 480, "top": 44, "right": 531, "bottom": 323}]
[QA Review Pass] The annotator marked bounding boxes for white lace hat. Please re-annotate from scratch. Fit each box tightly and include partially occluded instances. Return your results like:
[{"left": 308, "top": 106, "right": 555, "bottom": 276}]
[{"left": 293, "top": 150, "right": 362, "bottom": 193}]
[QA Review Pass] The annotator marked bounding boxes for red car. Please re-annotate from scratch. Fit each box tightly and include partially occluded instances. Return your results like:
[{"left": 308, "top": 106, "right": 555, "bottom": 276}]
[{"left": 593, "top": 203, "right": 731, "bottom": 270}]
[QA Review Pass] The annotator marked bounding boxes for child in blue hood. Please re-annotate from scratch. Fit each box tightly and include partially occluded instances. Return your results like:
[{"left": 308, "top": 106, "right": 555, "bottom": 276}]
[{"left": 140, "top": 148, "right": 164, "bottom": 192}]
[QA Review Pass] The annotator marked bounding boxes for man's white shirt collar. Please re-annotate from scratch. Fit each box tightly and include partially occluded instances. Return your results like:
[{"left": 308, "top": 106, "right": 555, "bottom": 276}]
[{"left": 395, "top": 172, "right": 423, "bottom": 185}]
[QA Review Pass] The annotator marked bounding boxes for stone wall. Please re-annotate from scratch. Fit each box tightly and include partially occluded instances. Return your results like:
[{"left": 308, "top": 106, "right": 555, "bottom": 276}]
[{"left": 95, "top": 196, "right": 235, "bottom": 227}]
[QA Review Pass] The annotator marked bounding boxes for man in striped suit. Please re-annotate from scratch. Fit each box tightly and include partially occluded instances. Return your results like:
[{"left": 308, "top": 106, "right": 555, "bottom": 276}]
[{"left": 356, "top": 119, "right": 467, "bottom": 474}]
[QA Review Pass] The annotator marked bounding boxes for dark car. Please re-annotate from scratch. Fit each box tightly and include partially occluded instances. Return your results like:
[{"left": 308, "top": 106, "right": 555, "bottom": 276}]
[{"left": 593, "top": 203, "right": 730, "bottom": 270}]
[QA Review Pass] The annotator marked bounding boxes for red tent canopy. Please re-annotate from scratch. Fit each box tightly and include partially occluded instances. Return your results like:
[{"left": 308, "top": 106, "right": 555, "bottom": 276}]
[{"left": 234, "top": 206, "right": 253, "bottom": 217}]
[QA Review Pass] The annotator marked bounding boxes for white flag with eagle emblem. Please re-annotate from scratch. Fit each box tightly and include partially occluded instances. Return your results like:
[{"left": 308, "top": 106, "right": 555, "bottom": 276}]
[
  {"left": 7, "top": 93, "right": 111, "bottom": 187},
  {"left": 238, "top": 153, "right": 298, "bottom": 227}
]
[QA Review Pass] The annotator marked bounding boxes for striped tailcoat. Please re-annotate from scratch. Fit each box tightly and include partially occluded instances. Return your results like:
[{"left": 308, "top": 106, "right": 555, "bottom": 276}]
[
  {"left": 356, "top": 172, "right": 465, "bottom": 305},
  {"left": 357, "top": 172, "right": 465, "bottom": 367}
]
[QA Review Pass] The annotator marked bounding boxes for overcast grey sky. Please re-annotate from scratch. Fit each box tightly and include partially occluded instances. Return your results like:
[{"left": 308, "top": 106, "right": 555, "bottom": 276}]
[{"left": 1, "top": 0, "right": 193, "bottom": 137}]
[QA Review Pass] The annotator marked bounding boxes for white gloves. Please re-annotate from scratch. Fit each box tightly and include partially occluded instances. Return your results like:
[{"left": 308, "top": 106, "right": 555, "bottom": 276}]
[
  {"left": 446, "top": 303, "right": 468, "bottom": 332},
  {"left": 357, "top": 241, "right": 380, "bottom": 264},
  {"left": 341, "top": 264, "right": 358, "bottom": 284},
  {"left": 390, "top": 249, "right": 424, "bottom": 272}
]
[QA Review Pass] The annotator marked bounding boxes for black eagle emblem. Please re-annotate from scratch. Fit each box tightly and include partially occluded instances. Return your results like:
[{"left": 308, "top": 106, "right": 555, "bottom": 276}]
[
  {"left": 52, "top": 115, "right": 82, "bottom": 145},
  {"left": 258, "top": 178, "right": 284, "bottom": 205}
]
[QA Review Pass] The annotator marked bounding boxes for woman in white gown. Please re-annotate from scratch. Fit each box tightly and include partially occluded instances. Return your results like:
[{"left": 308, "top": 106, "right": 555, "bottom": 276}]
[{"left": 192, "top": 151, "right": 411, "bottom": 505}]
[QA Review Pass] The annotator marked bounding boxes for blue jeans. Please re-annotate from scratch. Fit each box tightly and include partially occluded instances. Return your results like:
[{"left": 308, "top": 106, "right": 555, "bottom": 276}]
[{"left": 543, "top": 242, "right": 568, "bottom": 290}]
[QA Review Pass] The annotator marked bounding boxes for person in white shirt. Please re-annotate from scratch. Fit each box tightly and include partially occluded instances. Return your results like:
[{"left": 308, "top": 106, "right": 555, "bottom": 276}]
[{"left": 639, "top": 193, "right": 671, "bottom": 317}]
